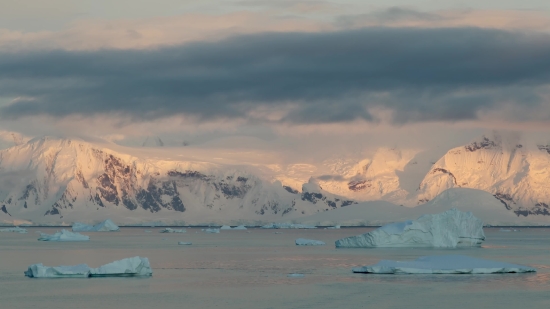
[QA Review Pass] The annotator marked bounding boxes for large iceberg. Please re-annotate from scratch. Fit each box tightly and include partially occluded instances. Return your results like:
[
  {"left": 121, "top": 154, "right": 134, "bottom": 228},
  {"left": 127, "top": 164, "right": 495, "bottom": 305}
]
[
  {"left": 159, "top": 228, "right": 186, "bottom": 233},
  {"left": 38, "top": 229, "right": 90, "bottom": 241},
  {"left": 295, "top": 238, "right": 326, "bottom": 246},
  {"left": 72, "top": 219, "right": 120, "bottom": 232},
  {"left": 24, "top": 256, "right": 152, "bottom": 278},
  {"left": 352, "top": 255, "right": 536, "bottom": 274},
  {"left": 335, "top": 209, "right": 485, "bottom": 248},
  {"left": 0, "top": 226, "right": 28, "bottom": 233}
]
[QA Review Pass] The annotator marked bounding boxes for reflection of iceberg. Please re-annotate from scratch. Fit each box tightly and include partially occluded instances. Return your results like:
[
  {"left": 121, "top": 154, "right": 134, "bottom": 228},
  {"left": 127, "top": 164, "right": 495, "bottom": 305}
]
[
  {"left": 38, "top": 229, "right": 90, "bottom": 241},
  {"left": 160, "top": 228, "right": 186, "bottom": 233},
  {"left": 295, "top": 238, "right": 325, "bottom": 246},
  {"left": 72, "top": 219, "right": 120, "bottom": 232},
  {"left": 352, "top": 255, "right": 536, "bottom": 274},
  {"left": 202, "top": 228, "right": 220, "bottom": 233},
  {"left": 336, "top": 209, "right": 485, "bottom": 248},
  {"left": 24, "top": 256, "right": 152, "bottom": 278},
  {"left": 0, "top": 226, "right": 28, "bottom": 233},
  {"left": 261, "top": 223, "right": 316, "bottom": 229}
]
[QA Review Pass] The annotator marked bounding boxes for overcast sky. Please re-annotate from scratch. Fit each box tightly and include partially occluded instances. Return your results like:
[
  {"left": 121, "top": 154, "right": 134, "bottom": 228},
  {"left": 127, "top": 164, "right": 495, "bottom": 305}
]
[{"left": 1, "top": 0, "right": 550, "bottom": 155}]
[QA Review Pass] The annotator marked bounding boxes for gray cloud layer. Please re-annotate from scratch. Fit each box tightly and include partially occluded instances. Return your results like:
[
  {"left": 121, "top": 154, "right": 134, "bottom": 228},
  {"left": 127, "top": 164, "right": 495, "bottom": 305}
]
[{"left": 1, "top": 27, "right": 550, "bottom": 123}]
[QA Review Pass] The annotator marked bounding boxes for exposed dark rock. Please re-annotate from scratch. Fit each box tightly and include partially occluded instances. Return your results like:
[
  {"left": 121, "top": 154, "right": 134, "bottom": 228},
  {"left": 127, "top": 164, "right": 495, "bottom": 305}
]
[
  {"left": 465, "top": 136, "right": 498, "bottom": 152},
  {"left": 431, "top": 168, "right": 458, "bottom": 185},
  {"left": 348, "top": 180, "right": 371, "bottom": 191},
  {"left": 1, "top": 205, "right": 10, "bottom": 216},
  {"left": 283, "top": 186, "right": 299, "bottom": 194},
  {"left": 537, "top": 145, "right": 550, "bottom": 155},
  {"left": 341, "top": 200, "right": 355, "bottom": 207},
  {"left": 493, "top": 192, "right": 515, "bottom": 211}
]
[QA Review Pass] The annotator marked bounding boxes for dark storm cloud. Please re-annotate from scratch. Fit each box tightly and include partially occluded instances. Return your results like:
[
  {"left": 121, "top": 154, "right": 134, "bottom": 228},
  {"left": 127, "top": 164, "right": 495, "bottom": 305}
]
[{"left": 1, "top": 27, "right": 550, "bottom": 123}]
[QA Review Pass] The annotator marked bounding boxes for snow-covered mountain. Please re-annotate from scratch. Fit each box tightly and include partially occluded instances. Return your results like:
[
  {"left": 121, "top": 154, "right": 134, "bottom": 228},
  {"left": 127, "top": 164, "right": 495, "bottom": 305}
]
[
  {"left": 418, "top": 135, "right": 550, "bottom": 216},
  {"left": 0, "top": 137, "right": 353, "bottom": 225},
  {"left": 1, "top": 133, "right": 550, "bottom": 226}
]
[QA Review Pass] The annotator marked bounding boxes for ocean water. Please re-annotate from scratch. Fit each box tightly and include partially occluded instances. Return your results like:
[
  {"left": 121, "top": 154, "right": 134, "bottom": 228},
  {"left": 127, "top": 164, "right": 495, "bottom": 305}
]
[{"left": 0, "top": 227, "right": 549, "bottom": 309}]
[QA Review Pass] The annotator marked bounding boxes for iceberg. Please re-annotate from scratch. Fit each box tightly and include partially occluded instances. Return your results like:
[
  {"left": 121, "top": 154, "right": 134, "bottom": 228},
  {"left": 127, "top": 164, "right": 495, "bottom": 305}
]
[
  {"left": 287, "top": 273, "right": 305, "bottom": 278},
  {"left": 178, "top": 242, "right": 192, "bottom": 245},
  {"left": 325, "top": 225, "right": 340, "bottom": 229},
  {"left": 89, "top": 257, "right": 152, "bottom": 277},
  {"left": 0, "top": 226, "right": 28, "bottom": 233},
  {"left": 352, "top": 255, "right": 536, "bottom": 274},
  {"left": 159, "top": 228, "right": 186, "bottom": 233},
  {"left": 202, "top": 228, "right": 220, "bottom": 233},
  {"left": 220, "top": 225, "right": 232, "bottom": 230},
  {"left": 25, "top": 256, "right": 152, "bottom": 278},
  {"left": 72, "top": 219, "right": 120, "bottom": 232},
  {"left": 295, "top": 238, "right": 326, "bottom": 246},
  {"left": 335, "top": 209, "right": 485, "bottom": 248},
  {"left": 38, "top": 229, "right": 90, "bottom": 241}
]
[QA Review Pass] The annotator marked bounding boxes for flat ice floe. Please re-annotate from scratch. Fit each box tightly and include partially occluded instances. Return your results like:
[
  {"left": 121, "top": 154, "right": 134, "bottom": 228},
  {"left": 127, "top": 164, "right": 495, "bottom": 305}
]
[
  {"left": 160, "top": 228, "right": 186, "bottom": 233},
  {"left": 38, "top": 229, "right": 90, "bottom": 241},
  {"left": 0, "top": 226, "right": 28, "bottom": 233},
  {"left": 295, "top": 238, "right": 325, "bottom": 246},
  {"left": 178, "top": 242, "right": 192, "bottom": 245},
  {"left": 72, "top": 219, "right": 120, "bottom": 232},
  {"left": 24, "top": 256, "right": 152, "bottom": 278},
  {"left": 335, "top": 209, "right": 485, "bottom": 248},
  {"left": 352, "top": 255, "right": 536, "bottom": 274}
]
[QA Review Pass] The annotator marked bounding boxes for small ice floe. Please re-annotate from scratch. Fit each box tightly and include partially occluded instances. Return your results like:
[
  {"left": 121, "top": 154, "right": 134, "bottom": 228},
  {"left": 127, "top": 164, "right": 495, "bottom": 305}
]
[
  {"left": 178, "top": 242, "right": 192, "bottom": 245},
  {"left": 24, "top": 256, "right": 152, "bottom": 278},
  {"left": 0, "top": 226, "right": 28, "bottom": 233},
  {"left": 144, "top": 230, "right": 152, "bottom": 233},
  {"left": 202, "top": 228, "right": 220, "bottom": 233},
  {"left": 160, "top": 228, "right": 186, "bottom": 233},
  {"left": 72, "top": 219, "right": 119, "bottom": 232},
  {"left": 261, "top": 223, "right": 316, "bottom": 229},
  {"left": 287, "top": 273, "right": 305, "bottom": 278},
  {"left": 325, "top": 225, "right": 341, "bottom": 229},
  {"left": 352, "top": 255, "right": 536, "bottom": 274},
  {"left": 38, "top": 229, "right": 89, "bottom": 241},
  {"left": 295, "top": 238, "right": 325, "bottom": 246},
  {"left": 336, "top": 209, "right": 485, "bottom": 248}
]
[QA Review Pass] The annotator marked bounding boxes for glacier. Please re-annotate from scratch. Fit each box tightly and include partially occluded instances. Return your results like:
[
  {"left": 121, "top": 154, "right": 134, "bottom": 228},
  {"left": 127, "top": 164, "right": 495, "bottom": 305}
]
[
  {"left": 335, "top": 209, "right": 485, "bottom": 248},
  {"left": 38, "top": 229, "right": 90, "bottom": 241},
  {"left": 72, "top": 219, "right": 120, "bottom": 232},
  {"left": 352, "top": 255, "right": 536, "bottom": 274},
  {"left": 24, "top": 256, "right": 152, "bottom": 278},
  {"left": 295, "top": 238, "right": 325, "bottom": 246}
]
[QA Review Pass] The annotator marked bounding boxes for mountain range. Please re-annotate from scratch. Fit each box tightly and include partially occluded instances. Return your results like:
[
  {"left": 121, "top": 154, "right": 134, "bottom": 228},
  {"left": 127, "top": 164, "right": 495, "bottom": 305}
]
[{"left": 1, "top": 134, "right": 549, "bottom": 226}]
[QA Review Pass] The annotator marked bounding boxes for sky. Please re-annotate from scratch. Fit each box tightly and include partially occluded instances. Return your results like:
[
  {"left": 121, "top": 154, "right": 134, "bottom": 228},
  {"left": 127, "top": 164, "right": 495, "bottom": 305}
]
[{"left": 1, "top": 0, "right": 550, "bottom": 158}]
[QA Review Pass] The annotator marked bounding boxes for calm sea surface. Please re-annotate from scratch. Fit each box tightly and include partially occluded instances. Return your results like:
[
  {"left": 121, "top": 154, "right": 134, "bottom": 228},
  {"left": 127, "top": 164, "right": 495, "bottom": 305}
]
[{"left": 1, "top": 227, "right": 549, "bottom": 309}]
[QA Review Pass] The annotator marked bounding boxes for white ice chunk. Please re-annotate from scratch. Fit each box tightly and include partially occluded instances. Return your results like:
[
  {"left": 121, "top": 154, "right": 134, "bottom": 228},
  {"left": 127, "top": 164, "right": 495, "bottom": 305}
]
[
  {"left": 25, "top": 256, "right": 152, "bottom": 278},
  {"left": 0, "top": 226, "right": 28, "bottom": 233},
  {"left": 24, "top": 263, "right": 91, "bottom": 278},
  {"left": 295, "top": 238, "right": 325, "bottom": 246},
  {"left": 38, "top": 229, "right": 90, "bottom": 241},
  {"left": 178, "top": 242, "right": 192, "bottom": 245},
  {"left": 202, "top": 228, "right": 220, "bottom": 233},
  {"left": 72, "top": 219, "right": 120, "bottom": 232},
  {"left": 90, "top": 257, "right": 152, "bottom": 277},
  {"left": 352, "top": 255, "right": 536, "bottom": 274},
  {"left": 287, "top": 273, "right": 305, "bottom": 278},
  {"left": 335, "top": 209, "right": 485, "bottom": 248},
  {"left": 220, "top": 225, "right": 232, "bottom": 230},
  {"left": 325, "top": 225, "right": 341, "bottom": 229},
  {"left": 159, "top": 228, "right": 186, "bottom": 233}
]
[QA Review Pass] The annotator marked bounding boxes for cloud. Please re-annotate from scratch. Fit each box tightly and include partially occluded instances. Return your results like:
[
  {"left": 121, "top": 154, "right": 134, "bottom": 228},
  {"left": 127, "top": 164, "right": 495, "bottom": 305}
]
[{"left": 2, "top": 27, "right": 550, "bottom": 124}]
